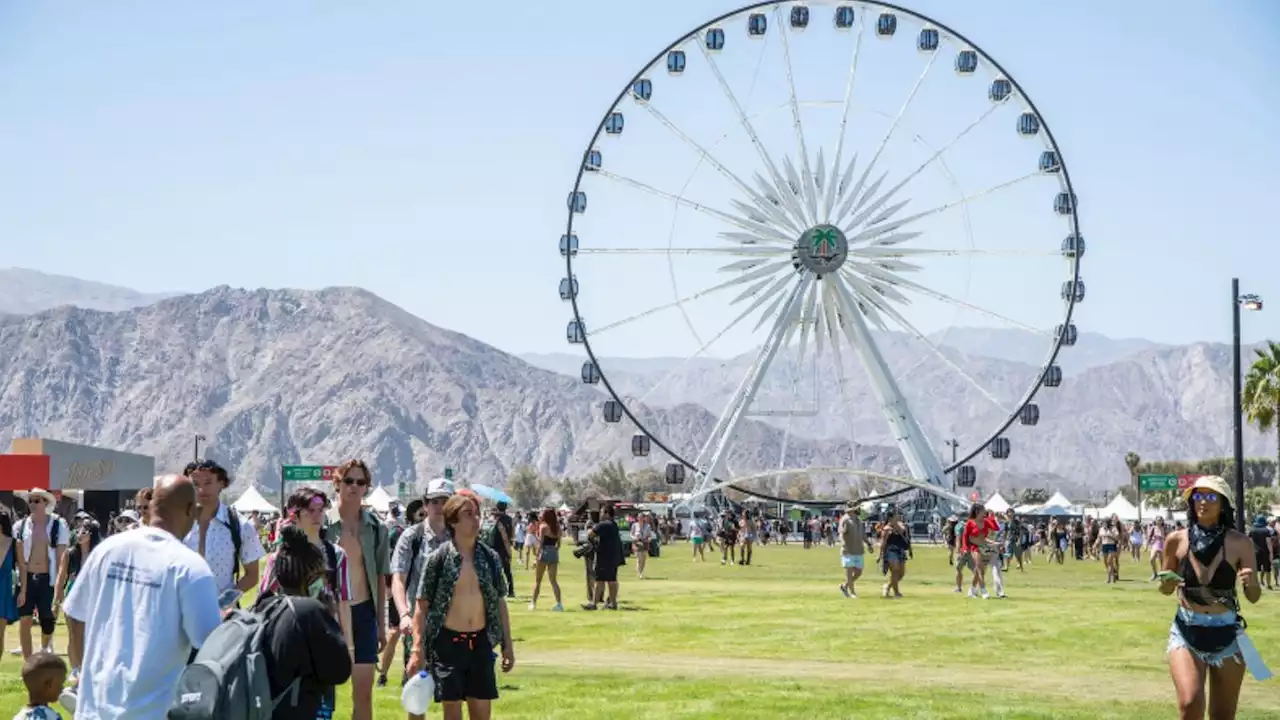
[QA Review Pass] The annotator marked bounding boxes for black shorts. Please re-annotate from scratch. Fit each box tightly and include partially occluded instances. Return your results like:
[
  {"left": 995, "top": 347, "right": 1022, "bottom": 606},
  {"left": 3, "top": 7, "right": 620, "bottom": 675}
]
[
  {"left": 595, "top": 559, "right": 618, "bottom": 583},
  {"left": 431, "top": 628, "right": 497, "bottom": 702},
  {"left": 388, "top": 595, "right": 401, "bottom": 631},
  {"left": 1258, "top": 552, "right": 1273, "bottom": 574}
]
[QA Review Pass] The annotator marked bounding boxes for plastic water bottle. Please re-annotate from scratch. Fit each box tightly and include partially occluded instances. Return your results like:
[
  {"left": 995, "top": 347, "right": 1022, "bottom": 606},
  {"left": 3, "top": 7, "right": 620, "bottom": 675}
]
[{"left": 401, "top": 670, "right": 435, "bottom": 714}]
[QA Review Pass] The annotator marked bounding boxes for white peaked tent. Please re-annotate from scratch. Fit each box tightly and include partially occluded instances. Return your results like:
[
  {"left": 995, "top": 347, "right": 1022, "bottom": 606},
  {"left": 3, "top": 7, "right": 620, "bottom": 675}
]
[
  {"left": 1042, "top": 491, "right": 1074, "bottom": 509},
  {"left": 985, "top": 492, "right": 1011, "bottom": 513},
  {"left": 233, "top": 486, "right": 278, "bottom": 514},
  {"left": 1096, "top": 493, "right": 1140, "bottom": 521},
  {"left": 365, "top": 485, "right": 394, "bottom": 513}
]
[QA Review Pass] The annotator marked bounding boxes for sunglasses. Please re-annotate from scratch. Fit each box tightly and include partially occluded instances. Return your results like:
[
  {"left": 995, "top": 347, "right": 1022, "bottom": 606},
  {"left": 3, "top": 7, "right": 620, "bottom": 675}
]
[
  {"left": 340, "top": 477, "right": 370, "bottom": 488},
  {"left": 427, "top": 497, "right": 446, "bottom": 506},
  {"left": 1192, "top": 491, "right": 1219, "bottom": 503},
  {"left": 28, "top": 498, "right": 45, "bottom": 505}
]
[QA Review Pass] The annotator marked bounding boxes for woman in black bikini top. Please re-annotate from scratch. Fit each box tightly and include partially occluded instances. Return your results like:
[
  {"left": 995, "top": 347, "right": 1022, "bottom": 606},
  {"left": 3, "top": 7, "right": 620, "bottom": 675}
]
[{"left": 1158, "top": 476, "right": 1263, "bottom": 720}]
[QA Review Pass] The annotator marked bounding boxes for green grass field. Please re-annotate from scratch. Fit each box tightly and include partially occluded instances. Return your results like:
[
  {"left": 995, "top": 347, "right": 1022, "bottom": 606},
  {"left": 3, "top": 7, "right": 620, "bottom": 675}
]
[{"left": 2, "top": 543, "right": 1279, "bottom": 718}]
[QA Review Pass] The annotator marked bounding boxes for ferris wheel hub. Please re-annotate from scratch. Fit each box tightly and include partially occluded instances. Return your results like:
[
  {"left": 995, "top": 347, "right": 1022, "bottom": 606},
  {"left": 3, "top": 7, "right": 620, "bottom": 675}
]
[{"left": 793, "top": 224, "right": 849, "bottom": 277}]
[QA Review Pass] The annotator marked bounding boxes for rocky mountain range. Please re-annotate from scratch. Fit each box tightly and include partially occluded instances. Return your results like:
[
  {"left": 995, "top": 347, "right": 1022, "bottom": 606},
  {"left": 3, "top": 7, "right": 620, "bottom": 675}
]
[{"left": 0, "top": 273, "right": 1271, "bottom": 500}]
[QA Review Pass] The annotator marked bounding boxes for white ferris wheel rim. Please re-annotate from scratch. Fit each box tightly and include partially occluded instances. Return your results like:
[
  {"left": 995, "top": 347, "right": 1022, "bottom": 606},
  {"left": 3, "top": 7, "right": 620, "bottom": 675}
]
[{"left": 560, "top": 0, "right": 1083, "bottom": 505}]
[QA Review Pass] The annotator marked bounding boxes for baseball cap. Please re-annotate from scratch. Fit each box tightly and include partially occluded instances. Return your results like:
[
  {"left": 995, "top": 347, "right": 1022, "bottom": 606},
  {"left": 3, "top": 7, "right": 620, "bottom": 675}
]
[{"left": 425, "top": 478, "right": 452, "bottom": 500}]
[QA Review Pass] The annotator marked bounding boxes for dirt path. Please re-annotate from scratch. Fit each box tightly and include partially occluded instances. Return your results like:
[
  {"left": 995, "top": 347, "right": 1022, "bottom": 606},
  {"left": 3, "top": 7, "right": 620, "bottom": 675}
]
[{"left": 520, "top": 649, "right": 1186, "bottom": 704}]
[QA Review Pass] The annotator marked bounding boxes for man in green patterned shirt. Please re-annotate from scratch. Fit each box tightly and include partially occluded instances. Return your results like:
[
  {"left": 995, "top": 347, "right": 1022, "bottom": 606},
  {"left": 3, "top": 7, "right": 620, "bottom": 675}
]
[{"left": 409, "top": 494, "right": 515, "bottom": 717}]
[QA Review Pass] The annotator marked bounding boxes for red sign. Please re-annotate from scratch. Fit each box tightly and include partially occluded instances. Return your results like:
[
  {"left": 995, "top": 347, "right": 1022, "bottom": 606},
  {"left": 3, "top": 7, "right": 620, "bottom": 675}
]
[
  {"left": 1177, "top": 475, "right": 1202, "bottom": 491},
  {"left": 0, "top": 455, "right": 52, "bottom": 491}
]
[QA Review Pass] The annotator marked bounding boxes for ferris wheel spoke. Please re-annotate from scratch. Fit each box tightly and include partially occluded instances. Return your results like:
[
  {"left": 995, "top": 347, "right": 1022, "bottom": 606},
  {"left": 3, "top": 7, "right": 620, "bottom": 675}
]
[
  {"left": 729, "top": 198, "right": 800, "bottom": 237},
  {"left": 851, "top": 245, "right": 1057, "bottom": 259},
  {"left": 842, "top": 273, "right": 1012, "bottom": 415},
  {"left": 841, "top": 104, "right": 1002, "bottom": 234},
  {"left": 852, "top": 262, "right": 1049, "bottom": 335},
  {"left": 638, "top": 101, "right": 802, "bottom": 235},
  {"left": 827, "top": 276, "right": 949, "bottom": 489},
  {"left": 795, "top": 280, "right": 819, "bottom": 370},
  {"left": 577, "top": 246, "right": 787, "bottom": 257},
  {"left": 823, "top": 11, "right": 866, "bottom": 223},
  {"left": 586, "top": 265, "right": 781, "bottom": 338},
  {"left": 773, "top": 5, "right": 819, "bottom": 224},
  {"left": 849, "top": 171, "right": 1043, "bottom": 246},
  {"left": 693, "top": 274, "right": 812, "bottom": 487},
  {"left": 751, "top": 171, "right": 809, "bottom": 233},
  {"left": 698, "top": 43, "right": 805, "bottom": 230},
  {"left": 593, "top": 168, "right": 794, "bottom": 244}
]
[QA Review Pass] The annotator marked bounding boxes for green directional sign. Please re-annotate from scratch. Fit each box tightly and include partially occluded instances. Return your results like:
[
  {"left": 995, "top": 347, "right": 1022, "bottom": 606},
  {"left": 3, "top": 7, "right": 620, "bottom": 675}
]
[
  {"left": 282, "top": 465, "right": 337, "bottom": 482},
  {"left": 1139, "top": 473, "right": 1178, "bottom": 491}
]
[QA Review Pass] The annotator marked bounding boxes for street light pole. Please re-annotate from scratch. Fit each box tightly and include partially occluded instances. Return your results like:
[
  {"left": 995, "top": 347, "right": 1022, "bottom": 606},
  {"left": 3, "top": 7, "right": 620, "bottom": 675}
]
[
  {"left": 945, "top": 439, "right": 959, "bottom": 492},
  {"left": 194, "top": 434, "right": 207, "bottom": 463},
  {"left": 1231, "top": 279, "right": 1264, "bottom": 532}
]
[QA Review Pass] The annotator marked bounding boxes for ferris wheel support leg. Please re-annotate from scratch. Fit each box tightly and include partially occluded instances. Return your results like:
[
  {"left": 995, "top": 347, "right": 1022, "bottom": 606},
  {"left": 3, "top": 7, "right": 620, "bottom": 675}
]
[
  {"left": 829, "top": 280, "right": 958, "bottom": 509},
  {"left": 684, "top": 274, "right": 813, "bottom": 510}
]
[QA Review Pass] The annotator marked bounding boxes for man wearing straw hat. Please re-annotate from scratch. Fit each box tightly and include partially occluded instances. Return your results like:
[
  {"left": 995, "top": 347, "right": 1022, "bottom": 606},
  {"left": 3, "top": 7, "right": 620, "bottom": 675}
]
[{"left": 15, "top": 488, "right": 69, "bottom": 658}]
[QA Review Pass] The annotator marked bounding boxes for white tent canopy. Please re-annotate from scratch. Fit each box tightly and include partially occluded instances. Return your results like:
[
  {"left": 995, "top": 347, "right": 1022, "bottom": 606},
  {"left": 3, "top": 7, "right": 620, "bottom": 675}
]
[
  {"left": 985, "top": 493, "right": 1011, "bottom": 513},
  {"left": 1094, "top": 492, "right": 1139, "bottom": 521},
  {"left": 233, "top": 486, "right": 278, "bottom": 514},
  {"left": 364, "top": 485, "right": 394, "bottom": 514},
  {"left": 1042, "top": 491, "right": 1073, "bottom": 509}
]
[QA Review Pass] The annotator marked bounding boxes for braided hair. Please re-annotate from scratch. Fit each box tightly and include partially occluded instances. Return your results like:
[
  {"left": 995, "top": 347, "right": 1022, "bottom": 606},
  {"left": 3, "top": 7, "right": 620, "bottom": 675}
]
[{"left": 273, "top": 525, "right": 327, "bottom": 595}]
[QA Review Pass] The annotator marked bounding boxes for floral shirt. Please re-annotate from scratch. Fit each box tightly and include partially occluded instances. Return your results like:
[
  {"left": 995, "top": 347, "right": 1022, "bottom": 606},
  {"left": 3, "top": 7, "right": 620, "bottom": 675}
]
[{"left": 414, "top": 541, "right": 507, "bottom": 652}]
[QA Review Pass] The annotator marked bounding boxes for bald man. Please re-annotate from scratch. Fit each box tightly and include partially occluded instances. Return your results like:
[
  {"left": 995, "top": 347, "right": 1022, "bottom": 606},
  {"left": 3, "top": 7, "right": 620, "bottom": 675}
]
[{"left": 62, "top": 474, "right": 223, "bottom": 720}]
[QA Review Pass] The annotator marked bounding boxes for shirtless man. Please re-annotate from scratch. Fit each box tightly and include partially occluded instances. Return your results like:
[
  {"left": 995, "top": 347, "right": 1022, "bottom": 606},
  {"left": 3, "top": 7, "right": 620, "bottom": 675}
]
[
  {"left": 325, "top": 460, "right": 389, "bottom": 720},
  {"left": 16, "top": 488, "right": 69, "bottom": 657},
  {"left": 410, "top": 494, "right": 514, "bottom": 720}
]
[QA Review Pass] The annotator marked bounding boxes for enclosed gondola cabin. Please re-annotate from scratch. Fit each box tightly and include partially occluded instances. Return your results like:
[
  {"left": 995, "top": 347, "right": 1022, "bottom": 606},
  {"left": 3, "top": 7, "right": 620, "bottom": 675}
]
[
  {"left": 580, "top": 361, "right": 601, "bottom": 385},
  {"left": 559, "top": 276, "right": 578, "bottom": 301},
  {"left": 585, "top": 149, "right": 602, "bottom": 172},
  {"left": 705, "top": 27, "right": 725, "bottom": 52},
  {"left": 603, "top": 399, "right": 623, "bottom": 423},
  {"left": 917, "top": 28, "right": 939, "bottom": 52},
  {"left": 1019, "top": 404, "right": 1040, "bottom": 426},
  {"left": 1038, "top": 150, "right": 1061, "bottom": 173},
  {"left": 632, "top": 79, "right": 652, "bottom": 103},
  {"left": 1017, "top": 112, "right": 1041, "bottom": 137},
  {"left": 989, "top": 77, "right": 1012, "bottom": 103},
  {"left": 1061, "top": 234, "right": 1085, "bottom": 259},
  {"left": 790, "top": 5, "right": 810, "bottom": 30},
  {"left": 605, "top": 112, "right": 625, "bottom": 135},
  {"left": 665, "top": 463, "right": 686, "bottom": 485},
  {"left": 568, "top": 191, "right": 587, "bottom": 214},
  {"left": 990, "top": 437, "right": 1011, "bottom": 460},
  {"left": 748, "top": 12, "right": 768, "bottom": 37},
  {"left": 631, "top": 433, "right": 651, "bottom": 457},
  {"left": 1056, "top": 323, "right": 1078, "bottom": 346},
  {"left": 876, "top": 12, "right": 896, "bottom": 37},
  {"left": 956, "top": 465, "right": 977, "bottom": 488},
  {"left": 1054, "top": 192, "right": 1076, "bottom": 216},
  {"left": 666, "top": 50, "right": 686, "bottom": 75},
  {"left": 1042, "top": 364, "right": 1063, "bottom": 388},
  {"left": 955, "top": 49, "right": 978, "bottom": 75},
  {"left": 1062, "top": 279, "right": 1085, "bottom": 303},
  {"left": 567, "top": 320, "right": 586, "bottom": 344},
  {"left": 559, "top": 234, "right": 579, "bottom": 258},
  {"left": 834, "top": 5, "right": 855, "bottom": 30}
]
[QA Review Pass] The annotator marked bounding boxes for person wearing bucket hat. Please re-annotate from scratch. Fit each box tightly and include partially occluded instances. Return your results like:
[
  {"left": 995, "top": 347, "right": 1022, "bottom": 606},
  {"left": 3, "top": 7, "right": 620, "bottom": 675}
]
[
  {"left": 1247, "top": 514, "right": 1276, "bottom": 591},
  {"left": 1159, "top": 475, "right": 1270, "bottom": 715}
]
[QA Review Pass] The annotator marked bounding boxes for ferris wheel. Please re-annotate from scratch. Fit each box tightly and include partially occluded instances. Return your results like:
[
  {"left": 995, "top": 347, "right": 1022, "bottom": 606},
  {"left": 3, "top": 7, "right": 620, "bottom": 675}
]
[{"left": 558, "top": 1, "right": 1082, "bottom": 509}]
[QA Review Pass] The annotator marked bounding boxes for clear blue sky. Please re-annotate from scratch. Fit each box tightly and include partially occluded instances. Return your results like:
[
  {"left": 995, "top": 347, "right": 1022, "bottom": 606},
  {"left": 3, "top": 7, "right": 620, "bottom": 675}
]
[{"left": 1, "top": 0, "right": 1276, "bottom": 356}]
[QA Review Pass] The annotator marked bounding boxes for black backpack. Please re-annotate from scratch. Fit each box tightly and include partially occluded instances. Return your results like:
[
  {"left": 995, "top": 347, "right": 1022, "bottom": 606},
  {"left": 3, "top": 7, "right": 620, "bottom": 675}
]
[{"left": 221, "top": 508, "right": 244, "bottom": 580}]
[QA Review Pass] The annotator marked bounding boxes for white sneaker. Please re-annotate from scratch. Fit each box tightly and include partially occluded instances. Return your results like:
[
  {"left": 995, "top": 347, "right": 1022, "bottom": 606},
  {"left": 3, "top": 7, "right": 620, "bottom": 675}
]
[
  {"left": 967, "top": 589, "right": 978, "bottom": 598},
  {"left": 528, "top": 602, "right": 536, "bottom": 611},
  {"left": 59, "top": 687, "right": 77, "bottom": 713},
  {"left": 981, "top": 591, "right": 991, "bottom": 600}
]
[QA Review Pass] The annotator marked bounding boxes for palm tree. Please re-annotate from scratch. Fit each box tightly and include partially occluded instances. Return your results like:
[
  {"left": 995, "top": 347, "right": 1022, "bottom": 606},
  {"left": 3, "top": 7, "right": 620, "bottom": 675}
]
[
  {"left": 1124, "top": 452, "right": 1141, "bottom": 494},
  {"left": 1243, "top": 341, "right": 1280, "bottom": 489}
]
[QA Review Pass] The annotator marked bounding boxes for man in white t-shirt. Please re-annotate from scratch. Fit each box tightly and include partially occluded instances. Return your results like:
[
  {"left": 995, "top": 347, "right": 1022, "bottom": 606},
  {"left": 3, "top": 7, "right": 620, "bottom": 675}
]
[{"left": 63, "top": 474, "right": 222, "bottom": 720}]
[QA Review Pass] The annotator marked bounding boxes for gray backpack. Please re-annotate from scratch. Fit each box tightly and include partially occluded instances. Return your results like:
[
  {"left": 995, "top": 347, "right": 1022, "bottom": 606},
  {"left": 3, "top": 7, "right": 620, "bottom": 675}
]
[{"left": 166, "top": 599, "right": 301, "bottom": 720}]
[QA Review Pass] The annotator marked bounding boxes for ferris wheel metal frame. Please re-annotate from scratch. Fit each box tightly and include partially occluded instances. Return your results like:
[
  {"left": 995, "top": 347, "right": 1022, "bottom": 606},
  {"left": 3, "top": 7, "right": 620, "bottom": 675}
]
[{"left": 559, "top": 0, "right": 1083, "bottom": 510}]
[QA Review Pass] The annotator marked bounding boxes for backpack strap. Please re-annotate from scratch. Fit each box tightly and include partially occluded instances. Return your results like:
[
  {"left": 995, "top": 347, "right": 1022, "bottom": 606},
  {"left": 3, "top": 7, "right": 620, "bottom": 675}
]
[{"left": 221, "top": 506, "right": 243, "bottom": 580}]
